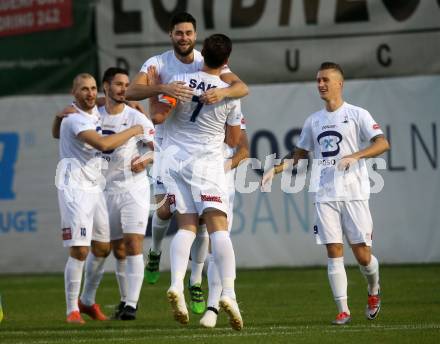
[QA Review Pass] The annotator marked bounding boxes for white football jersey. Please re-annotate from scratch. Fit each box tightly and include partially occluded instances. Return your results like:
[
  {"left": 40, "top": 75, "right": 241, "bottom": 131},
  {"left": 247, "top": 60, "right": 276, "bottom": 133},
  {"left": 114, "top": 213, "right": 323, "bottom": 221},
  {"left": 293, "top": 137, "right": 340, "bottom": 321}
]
[
  {"left": 140, "top": 49, "right": 231, "bottom": 139},
  {"left": 140, "top": 49, "right": 204, "bottom": 139},
  {"left": 98, "top": 105, "right": 155, "bottom": 193},
  {"left": 58, "top": 104, "right": 102, "bottom": 189},
  {"left": 162, "top": 71, "right": 242, "bottom": 161},
  {"left": 297, "top": 102, "right": 383, "bottom": 201}
]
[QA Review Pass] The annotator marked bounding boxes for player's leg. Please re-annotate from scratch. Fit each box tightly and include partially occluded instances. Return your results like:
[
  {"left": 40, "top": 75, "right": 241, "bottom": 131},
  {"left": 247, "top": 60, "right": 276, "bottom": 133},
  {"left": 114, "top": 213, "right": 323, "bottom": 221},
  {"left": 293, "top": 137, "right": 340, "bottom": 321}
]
[
  {"left": 168, "top": 212, "right": 198, "bottom": 325},
  {"left": 145, "top": 192, "right": 172, "bottom": 284},
  {"left": 200, "top": 250, "right": 221, "bottom": 328},
  {"left": 326, "top": 243, "right": 351, "bottom": 325},
  {"left": 119, "top": 233, "right": 145, "bottom": 320},
  {"left": 65, "top": 246, "right": 88, "bottom": 324},
  {"left": 344, "top": 201, "right": 381, "bottom": 320},
  {"left": 201, "top": 175, "right": 235, "bottom": 328},
  {"left": 315, "top": 202, "right": 351, "bottom": 325},
  {"left": 188, "top": 221, "right": 208, "bottom": 314},
  {"left": 59, "top": 189, "right": 93, "bottom": 324},
  {"left": 79, "top": 193, "right": 110, "bottom": 321},
  {"left": 111, "top": 238, "right": 127, "bottom": 319},
  {"left": 117, "top": 189, "right": 150, "bottom": 320},
  {"left": 204, "top": 209, "right": 242, "bottom": 331},
  {"left": 78, "top": 240, "right": 110, "bottom": 320},
  {"left": 106, "top": 193, "right": 127, "bottom": 319}
]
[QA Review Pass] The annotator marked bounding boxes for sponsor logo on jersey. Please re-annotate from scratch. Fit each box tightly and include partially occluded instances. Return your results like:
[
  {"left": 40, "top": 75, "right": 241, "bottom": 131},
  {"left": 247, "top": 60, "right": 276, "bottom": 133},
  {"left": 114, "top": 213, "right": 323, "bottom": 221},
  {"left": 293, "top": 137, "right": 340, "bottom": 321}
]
[
  {"left": 322, "top": 124, "right": 336, "bottom": 130},
  {"left": 373, "top": 123, "right": 381, "bottom": 130},
  {"left": 201, "top": 194, "right": 222, "bottom": 203},
  {"left": 62, "top": 228, "right": 72, "bottom": 240},
  {"left": 167, "top": 194, "right": 176, "bottom": 205}
]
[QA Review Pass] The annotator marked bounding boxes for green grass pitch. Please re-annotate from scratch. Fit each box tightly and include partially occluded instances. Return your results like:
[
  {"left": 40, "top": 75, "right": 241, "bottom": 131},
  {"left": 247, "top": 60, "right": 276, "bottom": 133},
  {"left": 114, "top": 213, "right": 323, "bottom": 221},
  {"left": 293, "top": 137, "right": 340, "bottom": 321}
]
[{"left": 0, "top": 265, "right": 439, "bottom": 343}]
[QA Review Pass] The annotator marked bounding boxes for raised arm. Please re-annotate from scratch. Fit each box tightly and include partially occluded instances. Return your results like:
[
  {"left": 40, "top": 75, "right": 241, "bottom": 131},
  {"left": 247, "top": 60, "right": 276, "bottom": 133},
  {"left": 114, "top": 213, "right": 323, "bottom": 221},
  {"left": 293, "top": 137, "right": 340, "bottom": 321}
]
[
  {"left": 126, "top": 71, "right": 193, "bottom": 102},
  {"left": 77, "top": 126, "right": 143, "bottom": 152}
]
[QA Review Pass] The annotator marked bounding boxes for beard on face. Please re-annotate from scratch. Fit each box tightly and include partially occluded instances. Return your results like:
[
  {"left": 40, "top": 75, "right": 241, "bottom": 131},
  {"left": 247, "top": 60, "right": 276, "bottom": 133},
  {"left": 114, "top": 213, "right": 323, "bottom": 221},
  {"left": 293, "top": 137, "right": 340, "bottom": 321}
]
[
  {"left": 173, "top": 40, "right": 195, "bottom": 57},
  {"left": 78, "top": 96, "right": 96, "bottom": 111},
  {"left": 109, "top": 91, "right": 126, "bottom": 104}
]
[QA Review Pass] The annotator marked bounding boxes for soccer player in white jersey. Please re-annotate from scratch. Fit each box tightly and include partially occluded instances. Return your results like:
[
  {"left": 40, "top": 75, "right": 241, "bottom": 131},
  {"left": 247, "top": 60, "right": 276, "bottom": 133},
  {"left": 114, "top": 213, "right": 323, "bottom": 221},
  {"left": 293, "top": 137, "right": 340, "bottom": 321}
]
[
  {"left": 156, "top": 34, "right": 244, "bottom": 330},
  {"left": 200, "top": 120, "right": 249, "bottom": 328},
  {"left": 55, "top": 73, "right": 144, "bottom": 324},
  {"left": 126, "top": 12, "right": 248, "bottom": 314},
  {"left": 262, "top": 62, "right": 390, "bottom": 325},
  {"left": 98, "top": 67, "right": 155, "bottom": 320}
]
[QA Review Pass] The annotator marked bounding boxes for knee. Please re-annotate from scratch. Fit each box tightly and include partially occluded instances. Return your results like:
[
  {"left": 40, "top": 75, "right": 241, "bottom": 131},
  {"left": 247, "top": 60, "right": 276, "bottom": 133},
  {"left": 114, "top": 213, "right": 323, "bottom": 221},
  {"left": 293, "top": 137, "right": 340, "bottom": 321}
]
[
  {"left": 70, "top": 246, "right": 89, "bottom": 261},
  {"left": 357, "top": 255, "right": 371, "bottom": 267},
  {"left": 92, "top": 242, "right": 111, "bottom": 258},
  {"left": 124, "top": 237, "right": 143, "bottom": 255},
  {"left": 113, "top": 246, "right": 126, "bottom": 260},
  {"left": 156, "top": 206, "right": 172, "bottom": 220}
]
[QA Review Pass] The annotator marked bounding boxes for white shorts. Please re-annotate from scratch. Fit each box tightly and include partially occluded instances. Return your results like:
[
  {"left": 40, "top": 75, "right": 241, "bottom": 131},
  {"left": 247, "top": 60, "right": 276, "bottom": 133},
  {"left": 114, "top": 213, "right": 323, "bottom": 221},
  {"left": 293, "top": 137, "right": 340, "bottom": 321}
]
[
  {"left": 164, "top": 159, "right": 229, "bottom": 216},
  {"left": 106, "top": 187, "right": 150, "bottom": 240},
  {"left": 226, "top": 169, "right": 236, "bottom": 232},
  {"left": 58, "top": 188, "right": 110, "bottom": 247},
  {"left": 314, "top": 200, "right": 373, "bottom": 246},
  {"left": 153, "top": 137, "right": 167, "bottom": 196}
]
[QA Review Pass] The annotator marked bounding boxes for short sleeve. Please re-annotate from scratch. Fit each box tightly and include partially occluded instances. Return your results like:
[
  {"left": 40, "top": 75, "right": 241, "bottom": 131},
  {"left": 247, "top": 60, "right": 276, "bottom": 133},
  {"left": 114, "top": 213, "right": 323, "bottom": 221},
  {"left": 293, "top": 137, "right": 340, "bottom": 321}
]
[
  {"left": 359, "top": 110, "right": 384, "bottom": 142},
  {"left": 296, "top": 117, "right": 314, "bottom": 151},
  {"left": 226, "top": 100, "right": 242, "bottom": 126},
  {"left": 69, "top": 115, "right": 96, "bottom": 136},
  {"left": 140, "top": 56, "right": 161, "bottom": 74},
  {"left": 136, "top": 114, "right": 155, "bottom": 143}
]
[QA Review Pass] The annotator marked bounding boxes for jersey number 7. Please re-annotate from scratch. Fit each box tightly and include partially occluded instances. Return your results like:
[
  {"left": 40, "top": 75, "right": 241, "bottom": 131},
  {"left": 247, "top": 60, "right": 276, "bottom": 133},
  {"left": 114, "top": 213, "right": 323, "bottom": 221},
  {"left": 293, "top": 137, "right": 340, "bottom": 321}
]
[{"left": 190, "top": 95, "right": 203, "bottom": 122}]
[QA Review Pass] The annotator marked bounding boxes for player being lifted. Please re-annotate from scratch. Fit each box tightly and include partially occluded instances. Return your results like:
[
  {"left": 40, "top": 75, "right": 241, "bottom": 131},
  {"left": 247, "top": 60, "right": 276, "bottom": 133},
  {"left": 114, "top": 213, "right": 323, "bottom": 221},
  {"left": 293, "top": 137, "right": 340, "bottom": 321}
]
[
  {"left": 126, "top": 12, "right": 248, "bottom": 315},
  {"left": 154, "top": 34, "right": 244, "bottom": 330},
  {"left": 262, "top": 62, "right": 389, "bottom": 325}
]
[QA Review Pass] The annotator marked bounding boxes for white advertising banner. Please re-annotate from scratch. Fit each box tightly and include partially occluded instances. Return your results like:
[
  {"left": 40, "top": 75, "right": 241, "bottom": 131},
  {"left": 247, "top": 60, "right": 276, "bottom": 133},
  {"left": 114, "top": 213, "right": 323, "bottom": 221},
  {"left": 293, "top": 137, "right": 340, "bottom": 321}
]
[
  {"left": 96, "top": 0, "right": 440, "bottom": 83},
  {"left": 0, "top": 75, "right": 439, "bottom": 272}
]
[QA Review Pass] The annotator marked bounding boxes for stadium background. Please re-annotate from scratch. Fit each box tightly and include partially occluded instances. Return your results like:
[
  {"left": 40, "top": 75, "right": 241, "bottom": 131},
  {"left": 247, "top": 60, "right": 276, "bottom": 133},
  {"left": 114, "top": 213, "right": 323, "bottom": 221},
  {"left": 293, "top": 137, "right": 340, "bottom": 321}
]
[{"left": 1, "top": 0, "right": 440, "bottom": 273}]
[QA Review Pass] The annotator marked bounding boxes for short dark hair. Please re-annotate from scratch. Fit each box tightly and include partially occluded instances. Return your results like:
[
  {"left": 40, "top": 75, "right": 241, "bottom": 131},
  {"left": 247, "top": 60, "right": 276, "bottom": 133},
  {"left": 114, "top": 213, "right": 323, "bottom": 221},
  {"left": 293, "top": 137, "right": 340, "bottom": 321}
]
[
  {"left": 102, "top": 67, "right": 129, "bottom": 84},
  {"left": 201, "top": 34, "right": 232, "bottom": 69},
  {"left": 319, "top": 62, "right": 344, "bottom": 78},
  {"left": 169, "top": 12, "right": 196, "bottom": 31}
]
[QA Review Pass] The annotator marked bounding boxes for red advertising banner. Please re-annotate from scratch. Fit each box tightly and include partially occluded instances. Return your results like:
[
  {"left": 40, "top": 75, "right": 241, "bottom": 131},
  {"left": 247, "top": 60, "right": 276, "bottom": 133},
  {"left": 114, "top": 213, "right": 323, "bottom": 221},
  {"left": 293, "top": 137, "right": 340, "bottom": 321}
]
[{"left": 0, "top": 0, "right": 72, "bottom": 37}]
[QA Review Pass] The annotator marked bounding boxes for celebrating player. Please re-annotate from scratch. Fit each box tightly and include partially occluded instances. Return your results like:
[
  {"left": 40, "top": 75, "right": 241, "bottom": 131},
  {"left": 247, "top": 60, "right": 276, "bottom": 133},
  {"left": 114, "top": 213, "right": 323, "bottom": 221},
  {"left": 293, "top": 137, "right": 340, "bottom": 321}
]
[{"left": 262, "top": 62, "right": 390, "bottom": 325}]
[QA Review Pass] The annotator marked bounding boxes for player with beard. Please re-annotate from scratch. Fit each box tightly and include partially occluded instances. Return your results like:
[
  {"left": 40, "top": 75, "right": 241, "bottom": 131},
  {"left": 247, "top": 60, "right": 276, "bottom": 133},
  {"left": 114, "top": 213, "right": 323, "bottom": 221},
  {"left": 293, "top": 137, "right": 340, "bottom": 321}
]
[
  {"left": 98, "top": 67, "right": 155, "bottom": 320},
  {"left": 54, "top": 73, "right": 144, "bottom": 324},
  {"left": 126, "top": 12, "right": 248, "bottom": 315}
]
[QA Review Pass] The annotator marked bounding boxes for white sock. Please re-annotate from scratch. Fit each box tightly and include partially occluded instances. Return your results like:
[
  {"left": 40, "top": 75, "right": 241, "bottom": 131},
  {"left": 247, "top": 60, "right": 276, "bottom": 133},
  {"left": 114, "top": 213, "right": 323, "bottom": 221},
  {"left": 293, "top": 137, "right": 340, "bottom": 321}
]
[
  {"left": 65, "top": 256, "right": 85, "bottom": 315},
  {"left": 210, "top": 231, "right": 236, "bottom": 300},
  {"left": 170, "top": 229, "right": 196, "bottom": 293},
  {"left": 80, "top": 253, "right": 106, "bottom": 306},
  {"left": 115, "top": 258, "right": 127, "bottom": 303},
  {"left": 125, "top": 255, "right": 144, "bottom": 309},
  {"left": 328, "top": 257, "right": 349, "bottom": 314},
  {"left": 359, "top": 255, "right": 380, "bottom": 295},
  {"left": 207, "top": 253, "right": 222, "bottom": 310},
  {"left": 151, "top": 212, "right": 170, "bottom": 254},
  {"left": 190, "top": 224, "right": 209, "bottom": 286}
]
